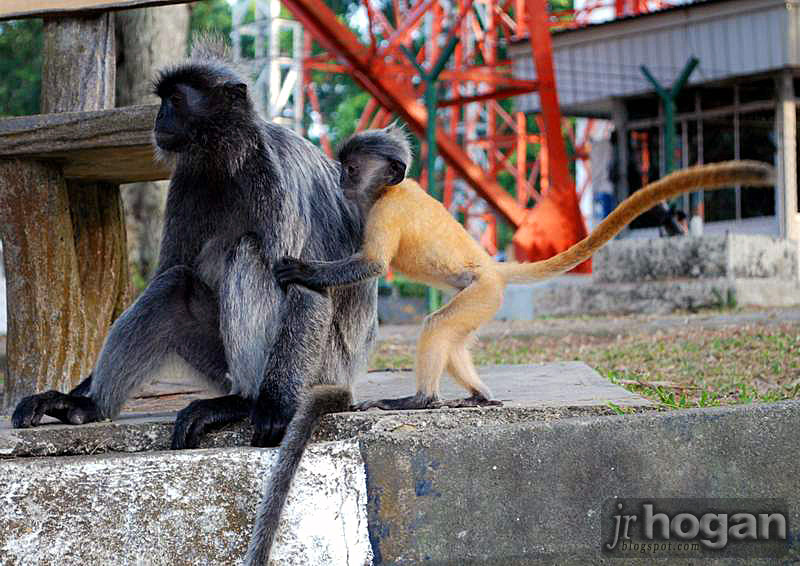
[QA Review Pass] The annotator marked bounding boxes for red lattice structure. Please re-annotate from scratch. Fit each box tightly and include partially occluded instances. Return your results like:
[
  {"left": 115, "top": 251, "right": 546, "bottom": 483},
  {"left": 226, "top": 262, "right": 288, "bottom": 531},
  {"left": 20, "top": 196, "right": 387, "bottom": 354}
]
[{"left": 287, "top": 0, "right": 670, "bottom": 270}]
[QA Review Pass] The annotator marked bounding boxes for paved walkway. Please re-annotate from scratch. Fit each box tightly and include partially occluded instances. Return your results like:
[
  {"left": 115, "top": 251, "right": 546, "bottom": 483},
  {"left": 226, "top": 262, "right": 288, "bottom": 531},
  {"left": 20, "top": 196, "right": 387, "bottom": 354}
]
[{"left": 379, "top": 306, "right": 800, "bottom": 343}]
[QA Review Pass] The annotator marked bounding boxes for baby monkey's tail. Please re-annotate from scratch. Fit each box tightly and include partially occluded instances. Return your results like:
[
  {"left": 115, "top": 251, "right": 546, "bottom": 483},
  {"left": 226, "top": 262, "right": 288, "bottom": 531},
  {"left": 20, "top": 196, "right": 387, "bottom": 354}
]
[
  {"left": 243, "top": 385, "right": 352, "bottom": 566},
  {"left": 496, "top": 160, "right": 774, "bottom": 284}
]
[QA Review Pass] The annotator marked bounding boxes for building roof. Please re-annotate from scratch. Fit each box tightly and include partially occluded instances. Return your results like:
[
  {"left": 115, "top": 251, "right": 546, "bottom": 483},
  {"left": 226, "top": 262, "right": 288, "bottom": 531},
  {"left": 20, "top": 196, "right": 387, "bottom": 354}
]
[{"left": 510, "top": 0, "right": 799, "bottom": 116}]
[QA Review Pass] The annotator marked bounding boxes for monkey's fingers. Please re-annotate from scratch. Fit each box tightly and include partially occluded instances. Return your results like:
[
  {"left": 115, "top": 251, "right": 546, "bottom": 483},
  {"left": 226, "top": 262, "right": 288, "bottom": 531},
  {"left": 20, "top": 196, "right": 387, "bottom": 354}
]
[
  {"left": 274, "top": 265, "right": 307, "bottom": 287},
  {"left": 11, "top": 390, "right": 97, "bottom": 428},
  {"left": 352, "top": 394, "right": 443, "bottom": 411},
  {"left": 171, "top": 395, "right": 250, "bottom": 449},
  {"left": 441, "top": 395, "right": 503, "bottom": 409},
  {"left": 251, "top": 415, "right": 289, "bottom": 447}
]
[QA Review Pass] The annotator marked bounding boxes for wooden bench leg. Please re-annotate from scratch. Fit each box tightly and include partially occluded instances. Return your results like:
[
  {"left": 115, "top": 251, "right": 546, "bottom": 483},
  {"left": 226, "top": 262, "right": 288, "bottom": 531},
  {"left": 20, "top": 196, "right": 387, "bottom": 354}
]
[
  {"left": 0, "top": 160, "right": 83, "bottom": 409},
  {"left": 1, "top": 12, "right": 132, "bottom": 411}
]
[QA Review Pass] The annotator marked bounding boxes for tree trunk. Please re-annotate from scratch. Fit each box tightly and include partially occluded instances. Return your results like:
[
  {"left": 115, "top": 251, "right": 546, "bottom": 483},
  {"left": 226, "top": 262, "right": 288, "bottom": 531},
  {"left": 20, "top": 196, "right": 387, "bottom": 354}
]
[{"left": 116, "top": 6, "right": 189, "bottom": 288}]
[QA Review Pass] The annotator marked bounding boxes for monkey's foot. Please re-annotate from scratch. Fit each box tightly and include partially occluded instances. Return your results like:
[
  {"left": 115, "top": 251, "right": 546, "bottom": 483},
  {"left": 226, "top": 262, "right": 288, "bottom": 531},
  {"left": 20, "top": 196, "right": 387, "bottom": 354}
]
[
  {"left": 11, "top": 390, "right": 99, "bottom": 428},
  {"left": 442, "top": 394, "right": 503, "bottom": 408},
  {"left": 353, "top": 393, "right": 442, "bottom": 411},
  {"left": 250, "top": 394, "right": 294, "bottom": 448},
  {"left": 171, "top": 395, "right": 250, "bottom": 450}
]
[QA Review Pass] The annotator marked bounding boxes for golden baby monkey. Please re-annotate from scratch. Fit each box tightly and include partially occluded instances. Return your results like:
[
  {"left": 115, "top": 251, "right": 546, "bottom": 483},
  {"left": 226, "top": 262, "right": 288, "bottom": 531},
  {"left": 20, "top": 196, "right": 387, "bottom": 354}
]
[{"left": 276, "top": 126, "right": 774, "bottom": 411}]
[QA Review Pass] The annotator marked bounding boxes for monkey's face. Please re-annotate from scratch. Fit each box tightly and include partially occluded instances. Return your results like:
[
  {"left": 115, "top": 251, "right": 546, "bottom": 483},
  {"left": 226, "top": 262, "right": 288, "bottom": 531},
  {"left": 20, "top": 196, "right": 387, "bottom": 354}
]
[
  {"left": 340, "top": 155, "right": 407, "bottom": 203},
  {"left": 154, "top": 84, "right": 204, "bottom": 153},
  {"left": 153, "top": 72, "right": 250, "bottom": 154}
]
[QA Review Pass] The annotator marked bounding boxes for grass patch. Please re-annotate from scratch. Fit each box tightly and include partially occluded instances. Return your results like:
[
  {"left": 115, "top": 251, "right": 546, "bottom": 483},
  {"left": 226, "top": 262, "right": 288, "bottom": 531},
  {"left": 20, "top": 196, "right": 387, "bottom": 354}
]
[{"left": 369, "top": 323, "right": 800, "bottom": 410}]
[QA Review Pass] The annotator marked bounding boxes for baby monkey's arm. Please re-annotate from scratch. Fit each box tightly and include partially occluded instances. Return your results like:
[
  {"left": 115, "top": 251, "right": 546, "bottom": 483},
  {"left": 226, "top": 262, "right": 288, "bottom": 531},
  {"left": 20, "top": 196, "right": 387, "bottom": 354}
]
[{"left": 274, "top": 254, "right": 386, "bottom": 291}]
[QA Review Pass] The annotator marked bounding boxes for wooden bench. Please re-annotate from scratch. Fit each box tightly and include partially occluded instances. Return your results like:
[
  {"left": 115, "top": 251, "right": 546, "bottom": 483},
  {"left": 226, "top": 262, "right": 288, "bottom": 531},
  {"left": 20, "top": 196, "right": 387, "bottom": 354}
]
[{"left": 0, "top": 1, "right": 191, "bottom": 410}]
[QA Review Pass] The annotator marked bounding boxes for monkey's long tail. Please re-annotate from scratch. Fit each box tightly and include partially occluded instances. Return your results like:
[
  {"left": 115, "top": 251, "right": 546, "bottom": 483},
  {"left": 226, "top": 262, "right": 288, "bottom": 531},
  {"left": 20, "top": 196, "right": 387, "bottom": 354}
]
[
  {"left": 495, "top": 160, "right": 774, "bottom": 284},
  {"left": 243, "top": 385, "right": 352, "bottom": 566}
]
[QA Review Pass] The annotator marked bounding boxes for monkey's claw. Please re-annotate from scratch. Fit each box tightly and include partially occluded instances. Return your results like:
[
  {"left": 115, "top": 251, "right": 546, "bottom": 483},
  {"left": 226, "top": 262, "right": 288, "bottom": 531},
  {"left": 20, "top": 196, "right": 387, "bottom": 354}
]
[
  {"left": 441, "top": 394, "right": 503, "bottom": 408},
  {"left": 250, "top": 392, "right": 293, "bottom": 447},
  {"left": 274, "top": 257, "right": 321, "bottom": 291},
  {"left": 171, "top": 395, "right": 249, "bottom": 450},
  {"left": 11, "top": 390, "right": 98, "bottom": 428},
  {"left": 251, "top": 412, "right": 290, "bottom": 447},
  {"left": 352, "top": 393, "right": 442, "bottom": 411}
]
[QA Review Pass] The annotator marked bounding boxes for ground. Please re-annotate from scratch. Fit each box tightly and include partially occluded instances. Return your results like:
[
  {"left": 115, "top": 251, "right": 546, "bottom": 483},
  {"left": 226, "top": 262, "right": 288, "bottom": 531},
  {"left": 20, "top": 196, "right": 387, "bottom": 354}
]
[
  {"left": 0, "top": 307, "right": 797, "bottom": 413},
  {"left": 373, "top": 307, "right": 800, "bottom": 411}
]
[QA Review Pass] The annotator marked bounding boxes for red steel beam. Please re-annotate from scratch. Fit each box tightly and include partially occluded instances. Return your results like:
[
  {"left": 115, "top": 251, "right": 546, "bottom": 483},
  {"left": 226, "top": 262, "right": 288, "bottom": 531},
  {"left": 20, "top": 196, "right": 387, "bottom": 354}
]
[
  {"left": 512, "top": 0, "right": 589, "bottom": 270},
  {"left": 438, "top": 84, "right": 538, "bottom": 107},
  {"left": 282, "top": 0, "right": 529, "bottom": 227}
]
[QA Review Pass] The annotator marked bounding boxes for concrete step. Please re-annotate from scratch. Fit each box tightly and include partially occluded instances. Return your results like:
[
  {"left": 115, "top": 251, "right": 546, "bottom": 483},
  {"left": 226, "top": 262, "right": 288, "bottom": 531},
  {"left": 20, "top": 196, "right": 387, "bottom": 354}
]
[
  {"left": 2, "top": 365, "right": 798, "bottom": 565},
  {"left": 593, "top": 234, "right": 799, "bottom": 283},
  {"left": 0, "top": 363, "right": 650, "bottom": 459},
  {"left": 497, "top": 276, "right": 800, "bottom": 319}
]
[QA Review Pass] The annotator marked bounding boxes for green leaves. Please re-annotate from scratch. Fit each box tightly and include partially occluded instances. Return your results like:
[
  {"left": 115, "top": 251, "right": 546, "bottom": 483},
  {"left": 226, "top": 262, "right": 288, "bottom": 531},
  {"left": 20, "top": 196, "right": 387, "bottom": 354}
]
[{"left": 0, "top": 20, "right": 43, "bottom": 117}]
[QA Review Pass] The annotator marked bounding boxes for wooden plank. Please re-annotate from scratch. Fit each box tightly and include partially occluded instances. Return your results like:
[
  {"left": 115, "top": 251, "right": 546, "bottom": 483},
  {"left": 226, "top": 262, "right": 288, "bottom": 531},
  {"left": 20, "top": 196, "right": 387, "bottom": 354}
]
[
  {"left": 0, "top": 105, "right": 170, "bottom": 183},
  {"left": 0, "top": 0, "right": 193, "bottom": 21}
]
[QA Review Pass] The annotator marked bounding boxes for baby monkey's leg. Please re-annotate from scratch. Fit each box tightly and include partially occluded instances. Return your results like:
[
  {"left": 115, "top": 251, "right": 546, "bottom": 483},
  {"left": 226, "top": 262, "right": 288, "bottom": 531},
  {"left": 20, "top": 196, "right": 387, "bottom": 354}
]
[
  {"left": 353, "top": 310, "right": 449, "bottom": 410},
  {"left": 355, "top": 270, "right": 504, "bottom": 411},
  {"left": 443, "top": 341, "right": 502, "bottom": 408},
  {"left": 439, "top": 272, "right": 504, "bottom": 408}
]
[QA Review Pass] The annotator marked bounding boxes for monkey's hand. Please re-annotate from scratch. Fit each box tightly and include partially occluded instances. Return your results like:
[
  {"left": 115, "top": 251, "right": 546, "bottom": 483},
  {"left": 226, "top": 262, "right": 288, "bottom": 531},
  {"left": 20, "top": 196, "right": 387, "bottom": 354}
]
[
  {"left": 274, "top": 257, "right": 327, "bottom": 293},
  {"left": 250, "top": 392, "right": 294, "bottom": 447},
  {"left": 12, "top": 390, "right": 99, "bottom": 428}
]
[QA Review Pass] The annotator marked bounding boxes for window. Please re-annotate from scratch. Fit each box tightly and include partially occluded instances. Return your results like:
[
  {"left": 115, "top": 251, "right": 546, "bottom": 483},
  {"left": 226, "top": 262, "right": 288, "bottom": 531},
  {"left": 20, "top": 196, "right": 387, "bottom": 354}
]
[
  {"left": 739, "top": 110, "right": 776, "bottom": 218},
  {"left": 626, "top": 97, "right": 659, "bottom": 121},
  {"left": 624, "top": 83, "right": 778, "bottom": 226},
  {"left": 627, "top": 126, "right": 662, "bottom": 228},
  {"left": 700, "top": 86, "right": 734, "bottom": 110},
  {"left": 702, "top": 114, "right": 736, "bottom": 221},
  {"left": 739, "top": 78, "right": 775, "bottom": 104}
]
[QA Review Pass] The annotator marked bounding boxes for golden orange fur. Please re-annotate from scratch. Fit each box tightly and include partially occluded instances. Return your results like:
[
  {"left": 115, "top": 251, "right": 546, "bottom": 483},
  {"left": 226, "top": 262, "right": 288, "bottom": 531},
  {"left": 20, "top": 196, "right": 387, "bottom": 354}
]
[{"left": 359, "top": 160, "right": 774, "bottom": 407}]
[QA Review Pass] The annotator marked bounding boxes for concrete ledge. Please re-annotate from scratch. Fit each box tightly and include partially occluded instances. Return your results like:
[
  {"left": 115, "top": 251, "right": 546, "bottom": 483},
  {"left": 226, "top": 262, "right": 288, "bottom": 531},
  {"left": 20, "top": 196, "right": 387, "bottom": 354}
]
[
  {"left": 361, "top": 400, "right": 800, "bottom": 565},
  {"left": 503, "top": 276, "right": 800, "bottom": 318},
  {"left": 0, "top": 440, "right": 372, "bottom": 565},
  {"left": 2, "top": 367, "right": 797, "bottom": 565},
  {"left": 2, "top": 401, "right": 798, "bottom": 564},
  {"left": 0, "top": 363, "right": 651, "bottom": 459},
  {"left": 594, "top": 234, "right": 798, "bottom": 283},
  {"left": 494, "top": 235, "right": 800, "bottom": 318}
]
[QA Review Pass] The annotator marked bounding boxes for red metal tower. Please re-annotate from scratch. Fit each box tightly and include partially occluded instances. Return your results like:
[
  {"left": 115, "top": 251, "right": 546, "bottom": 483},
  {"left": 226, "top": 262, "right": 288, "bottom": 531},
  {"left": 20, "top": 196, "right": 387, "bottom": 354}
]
[{"left": 286, "top": 0, "right": 669, "bottom": 270}]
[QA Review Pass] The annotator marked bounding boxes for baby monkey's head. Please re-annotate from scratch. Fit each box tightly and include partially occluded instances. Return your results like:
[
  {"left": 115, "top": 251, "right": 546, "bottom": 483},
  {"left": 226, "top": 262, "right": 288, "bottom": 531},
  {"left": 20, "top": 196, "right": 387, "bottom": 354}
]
[{"left": 337, "top": 124, "right": 412, "bottom": 208}]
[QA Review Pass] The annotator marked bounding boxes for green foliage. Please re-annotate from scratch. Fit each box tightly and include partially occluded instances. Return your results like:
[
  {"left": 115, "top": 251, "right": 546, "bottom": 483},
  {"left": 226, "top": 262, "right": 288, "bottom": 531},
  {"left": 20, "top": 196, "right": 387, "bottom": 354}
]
[
  {"left": 0, "top": 20, "right": 42, "bottom": 116},
  {"left": 391, "top": 275, "right": 428, "bottom": 298},
  {"left": 318, "top": 81, "right": 370, "bottom": 145},
  {"left": 549, "top": 0, "right": 574, "bottom": 12},
  {"left": 190, "top": 0, "right": 233, "bottom": 40}
]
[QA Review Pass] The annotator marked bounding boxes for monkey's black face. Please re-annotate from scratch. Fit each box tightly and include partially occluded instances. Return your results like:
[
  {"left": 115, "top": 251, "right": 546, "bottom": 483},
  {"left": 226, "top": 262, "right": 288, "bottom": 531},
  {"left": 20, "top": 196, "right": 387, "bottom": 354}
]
[
  {"left": 152, "top": 65, "right": 251, "bottom": 155},
  {"left": 154, "top": 84, "right": 205, "bottom": 152},
  {"left": 340, "top": 156, "right": 406, "bottom": 202}
]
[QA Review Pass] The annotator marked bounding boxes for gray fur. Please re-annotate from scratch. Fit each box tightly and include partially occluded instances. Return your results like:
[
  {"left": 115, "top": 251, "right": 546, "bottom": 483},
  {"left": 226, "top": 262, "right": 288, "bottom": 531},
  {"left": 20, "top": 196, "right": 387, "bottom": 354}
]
[
  {"left": 11, "top": 44, "right": 394, "bottom": 562},
  {"left": 274, "top": 126, "right": 412, "bottom": 292},
  {"left": 12, "top": 42, "right": 377, "bottom": 448},
  {"left": 243, "top": 385, "right": 352, "bottom": 566}
]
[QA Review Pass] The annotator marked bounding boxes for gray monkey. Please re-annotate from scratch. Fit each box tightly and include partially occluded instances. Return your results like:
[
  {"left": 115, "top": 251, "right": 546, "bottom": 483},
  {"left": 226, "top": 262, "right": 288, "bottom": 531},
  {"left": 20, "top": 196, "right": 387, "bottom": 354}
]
[
  {"left": 12, "top": 39, "right": 378, "bottom": 449},
  {"left": 245, "top": 126, "right": 413, "bottom": 564}
]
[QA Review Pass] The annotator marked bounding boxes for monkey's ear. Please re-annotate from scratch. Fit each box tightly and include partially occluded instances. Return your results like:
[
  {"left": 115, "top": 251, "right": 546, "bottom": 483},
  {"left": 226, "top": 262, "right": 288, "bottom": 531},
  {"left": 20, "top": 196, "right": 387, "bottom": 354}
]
[
  {"left": 223, "top": 82, "right": 248, "bottom": 101},
  {"left": 386, "top": 159, "right": 406, "bottom": 185}
]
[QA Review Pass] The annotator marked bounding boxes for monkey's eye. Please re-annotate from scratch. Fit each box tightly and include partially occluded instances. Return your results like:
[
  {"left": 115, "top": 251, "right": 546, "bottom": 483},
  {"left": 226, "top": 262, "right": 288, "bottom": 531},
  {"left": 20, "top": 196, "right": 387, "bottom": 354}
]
[
  {"left": 170, "top": 92, "right": 183, "bottom": 106},
  {"left": 346, "top": 164, "right": 357, "bottom": 177}
]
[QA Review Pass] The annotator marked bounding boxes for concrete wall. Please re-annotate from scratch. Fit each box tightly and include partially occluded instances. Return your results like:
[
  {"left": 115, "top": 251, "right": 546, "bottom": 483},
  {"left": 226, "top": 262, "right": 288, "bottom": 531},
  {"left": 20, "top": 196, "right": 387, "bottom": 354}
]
[
  {"left": 2, "top": 401, "right": 799, "bottom": 564},
  {"left": 495, "top": 233, "right": 800, "bottom": 318}
]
